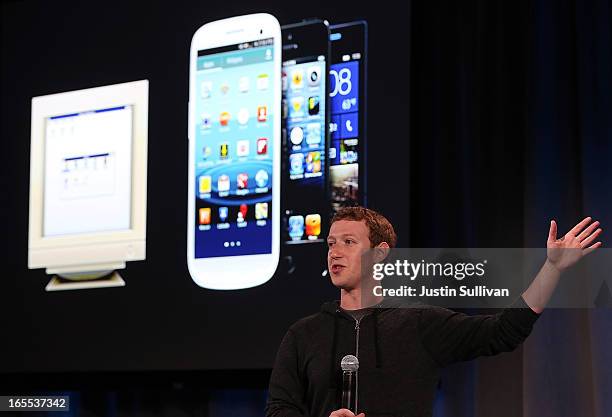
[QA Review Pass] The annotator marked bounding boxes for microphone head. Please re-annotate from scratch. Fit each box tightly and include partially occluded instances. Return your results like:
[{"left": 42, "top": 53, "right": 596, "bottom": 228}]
[{"left": 341, "top": 355, "right": 359, "bottom": 372}]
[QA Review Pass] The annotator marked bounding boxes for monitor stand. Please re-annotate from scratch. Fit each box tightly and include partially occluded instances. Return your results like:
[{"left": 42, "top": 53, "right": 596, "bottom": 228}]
[{"left": 45, "top": 263, "right": 126, "bottom": 291}]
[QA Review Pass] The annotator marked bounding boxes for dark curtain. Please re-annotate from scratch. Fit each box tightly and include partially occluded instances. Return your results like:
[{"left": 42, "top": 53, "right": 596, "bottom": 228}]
[
  {"left": 408, "top": 0, "right": 612, "bottom": 416},
  {"left": 522, "top": 1, "right": 612, "bottom": 416}
]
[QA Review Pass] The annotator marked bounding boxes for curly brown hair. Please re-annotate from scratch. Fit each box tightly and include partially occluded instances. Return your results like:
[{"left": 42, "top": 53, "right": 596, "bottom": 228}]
[{"left": 331, "top": 206, "right": 397, "bottom": 248}]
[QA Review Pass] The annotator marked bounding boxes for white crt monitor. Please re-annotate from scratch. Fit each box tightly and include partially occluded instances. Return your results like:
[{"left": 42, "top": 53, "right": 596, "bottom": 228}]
[{"left": 28, "top": 80, "right": 149, "bottom": 280}]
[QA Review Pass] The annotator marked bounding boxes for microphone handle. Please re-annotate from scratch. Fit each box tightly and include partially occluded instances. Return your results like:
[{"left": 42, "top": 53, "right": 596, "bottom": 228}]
[{"left": 341, "top": 370, "right": 356, "bottom": 413}]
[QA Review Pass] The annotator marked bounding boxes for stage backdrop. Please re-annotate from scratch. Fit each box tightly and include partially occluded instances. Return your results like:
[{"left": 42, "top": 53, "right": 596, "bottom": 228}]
[{"left": 0, "top": 0, "right": 410, "bottom": 373}]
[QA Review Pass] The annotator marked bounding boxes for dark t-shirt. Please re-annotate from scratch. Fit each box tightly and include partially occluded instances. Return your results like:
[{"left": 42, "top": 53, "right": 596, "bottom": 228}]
[{"left": 340, "top": 306, "right": 372, "bottom": 322}]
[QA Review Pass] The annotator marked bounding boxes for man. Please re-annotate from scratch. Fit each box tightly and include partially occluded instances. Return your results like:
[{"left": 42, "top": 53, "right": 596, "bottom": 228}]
[{"left": 265, "top": 207, "right": 602, "bottom": 417}]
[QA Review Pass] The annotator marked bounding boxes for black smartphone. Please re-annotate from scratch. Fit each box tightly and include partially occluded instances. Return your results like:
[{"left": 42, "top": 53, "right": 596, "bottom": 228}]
[
  {"left": 328, "top": 21, "right": 368, "bottom": 212},
  {"left": 281, "top": 20, "right": 331, "bottom": 245}
]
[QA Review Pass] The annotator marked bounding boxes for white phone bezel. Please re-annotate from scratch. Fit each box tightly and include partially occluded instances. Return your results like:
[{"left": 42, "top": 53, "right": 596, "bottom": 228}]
[{"left": 187, "top": 13, "right": 281, "bottom": 290}]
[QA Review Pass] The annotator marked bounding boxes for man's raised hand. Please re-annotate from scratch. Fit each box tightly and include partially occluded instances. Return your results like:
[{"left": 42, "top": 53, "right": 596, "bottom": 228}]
[{"left": 547, "top": 217, "right": 603, "bottom": 272}]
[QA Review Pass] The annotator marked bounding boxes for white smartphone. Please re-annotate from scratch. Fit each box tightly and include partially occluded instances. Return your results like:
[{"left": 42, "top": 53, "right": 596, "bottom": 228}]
[{"left": 187, "top": 13, "right": 281, "bottom": 290}]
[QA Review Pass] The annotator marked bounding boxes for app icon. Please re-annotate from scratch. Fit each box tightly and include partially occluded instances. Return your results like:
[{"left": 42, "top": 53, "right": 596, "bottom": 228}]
[
  {"left": 220, "top": 111, "right": 230, "bottom": 127},
  {"left": 239, "top": 76, "right": 249, "bottom": 93},
  {"left": 257, "top": 106, "right": 268, "bottom": 122},
  {"left": 218, "top": 206, "right": 228, "bottom": 222},
  {"left": 288, "top": 215, "right": 305, "bottom": 240},
  {"left": 339, "top": 139, "right": 358, "bottom": 164},
  {"left": 329, "top": 145, "right": 337, "bottom": 161},
  {"left": 257, "top": 73, "right": 269, "bottom": 90},
  {"left": 201, "top": 81, "right": 212, "bottom": 99},
  {"left": 238, "top": 204, "right": 248, "bottom": 222},
  {"left": 220, "top": 143, "right": 229, "bottom": 159},
  {"left": 308, "top": 66, "right": 321, "bottom": 86},
  {"left": 306, "top": 123, "right": 321, "bottom": 145},
  {"left": 290, "top": 96, "right": 304, "bottom": 117},
  {"left": 330, "top": 115, "right": 340, "bottom": 140},
  {"left": 237, "top": 173, "right": 248, "bottom": 189},
  {"left": 199, "top": 175, "right": 212, "bottom": 193},
  {"left": 290, "top": 153, "right": 304, "bottom": 176},
  {"left": 282, "top": 70, "right": 288, "bottom": 91},
  {"left": 308, "top": 96, "right": 320, "bottom": 115},
  {"left": 255, "top": 169, "right": 269, "bottom": 187},
  {"left": 237, "top": 108, "right": 249, "bottom": 125},
  {"left": 346, "top": 119, "right": 354, "bottom": 132},
  {"left": 202, "top": 113, "right": 212, "bottom": 129},
  {"left": 291, "top": 69, "right": 304, "bottom": 89},
  {"left": 220, "top": 82, "right": 229, "bottom": 95},
  {"left": 237, "top": 140, "right": 249, "bottom": 157},
  {"left": 255, "top": 202, "right": 268, "bottom": 220},
  {"left": 340, "top": 113, "right": 359, "bottom": 138},
  {"left": 290, "top": 126, "right": 304, "bottom": 145},
  {"left": 329, "top": 121, "right": 337, "bottom": 134},
  {"left": 199, "top": 208, "right": 211, "bottom": 225},
  {"left": 217, "top": 174, "right": 230, "bottom": 192},
  {"left": 305, "top": 214, "right": 321, "bottom": 237},
  {"left": 306, "top": 151, "right": 321, "bottom": 174},
  {"left": 202, "top": 146, "right": 212, "bottom": 159},
  {"left": 257, "top": 137, "right": 268, "bottom": 155}
]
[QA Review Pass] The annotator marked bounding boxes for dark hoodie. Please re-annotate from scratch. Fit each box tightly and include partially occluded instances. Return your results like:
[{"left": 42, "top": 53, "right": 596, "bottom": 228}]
[{"left": 265, "top": 296, "right": 540, "bottom": 417}]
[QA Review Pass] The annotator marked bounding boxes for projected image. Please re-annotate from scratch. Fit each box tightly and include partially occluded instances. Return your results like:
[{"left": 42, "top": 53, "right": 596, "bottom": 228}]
[
  {"left": 329, "top": 59, "right": 361, "bottom": 211},
  {"left": 44, "top": 106, "right": 133, "bottom": 237},
  {"left": 28, "top": 80, "right": 149, "bottom": 291},
  {"left": 280, "top": 20, "right": 330, "bottom": 246},
  {"left": 187, "top": 14, "right": 281, "bottom": 291}
]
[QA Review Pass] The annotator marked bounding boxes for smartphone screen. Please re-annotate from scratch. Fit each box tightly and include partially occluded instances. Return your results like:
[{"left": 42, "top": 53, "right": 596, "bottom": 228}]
[
  {"left": 281, "top": 21, "right": 330, "bottom": 244},
  {"left": 194, "top": 38, "right": 276, "bottom": 258},
  {"left": 329, "top": 22, "right": 367, "bottom": 212}
]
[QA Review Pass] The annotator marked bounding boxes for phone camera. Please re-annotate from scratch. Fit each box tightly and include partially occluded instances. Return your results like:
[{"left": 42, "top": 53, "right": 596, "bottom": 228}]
[{"left": 260, "top": 29, "right": 263, "bottom": 34}]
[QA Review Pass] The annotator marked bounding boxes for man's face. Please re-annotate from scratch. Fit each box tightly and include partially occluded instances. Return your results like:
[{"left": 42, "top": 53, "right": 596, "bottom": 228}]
[{"left": 327, "top": 220, "right": 372, "bottom": 290}]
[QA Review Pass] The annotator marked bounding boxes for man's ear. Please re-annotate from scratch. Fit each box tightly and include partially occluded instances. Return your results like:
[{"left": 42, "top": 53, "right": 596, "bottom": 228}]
[{"left": 373, "top": 242, "right": 390, "bottom": 262}]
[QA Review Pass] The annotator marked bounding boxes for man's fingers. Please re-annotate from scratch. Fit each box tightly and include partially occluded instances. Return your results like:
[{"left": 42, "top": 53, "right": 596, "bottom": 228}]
[
  {"left": 583, "top": 241, "right": 603, "bottom": 255},
  {"left": 548, "top": 220, "right": 557, "bottom": 243},
  {"left": 568, "top": 217, "right": 593, "bottom": 237},
  {"left": 581, "top": 229, "right": 602, "bottom": 249},
  {"left": 329, "top": 409, "right": 356, "bottom": 417},
  {"left": 577, "top": 221, "right": 600, "bottom": 242}
]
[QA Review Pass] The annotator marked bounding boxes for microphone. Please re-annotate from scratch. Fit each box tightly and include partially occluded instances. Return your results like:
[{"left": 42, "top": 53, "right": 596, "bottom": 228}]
[{"left": 341, "top": 355, "right": 359, "bottom": 413}]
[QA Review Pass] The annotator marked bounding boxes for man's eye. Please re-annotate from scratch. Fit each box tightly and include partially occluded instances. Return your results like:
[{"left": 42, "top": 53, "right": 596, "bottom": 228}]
[{"left": 345, "top": 239, "right": 354, "bottom": 245}]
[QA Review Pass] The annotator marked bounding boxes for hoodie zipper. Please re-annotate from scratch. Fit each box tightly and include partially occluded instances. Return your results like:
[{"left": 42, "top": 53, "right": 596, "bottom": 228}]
[
  {"left": 354, "top": 316, "right": 362, "bottom": 413},
  {"left": 335, "top": 309, "right": 365, "bottom": 413},
  {"left": 355, "top": 317, "right": 362, "bottom": 356}
]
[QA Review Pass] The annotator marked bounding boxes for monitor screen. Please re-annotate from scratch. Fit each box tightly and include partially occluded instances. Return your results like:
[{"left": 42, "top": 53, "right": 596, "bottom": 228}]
[{"left": 43, "top": 106, "right": 134, "bottom": 237}]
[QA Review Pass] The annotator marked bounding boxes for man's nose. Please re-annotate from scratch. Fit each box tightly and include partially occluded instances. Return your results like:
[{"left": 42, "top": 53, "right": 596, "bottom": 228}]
[{"left": 329, "top": 246, "right": 342, "bottom": 259}]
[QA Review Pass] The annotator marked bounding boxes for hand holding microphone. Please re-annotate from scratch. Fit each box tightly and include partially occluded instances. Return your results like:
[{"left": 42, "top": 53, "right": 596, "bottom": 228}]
[
  {"left": 329, "top": 409, "right": 365, "bottom": 417},
  {"left": 340, "top": 355, "right": 359, "bottom": 414}
]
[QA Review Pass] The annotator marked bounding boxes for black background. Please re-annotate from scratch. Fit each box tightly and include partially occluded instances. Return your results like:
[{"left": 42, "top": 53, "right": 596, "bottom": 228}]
[{"left": 0, "top": 0, "right": 411, "bottom": 373}]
